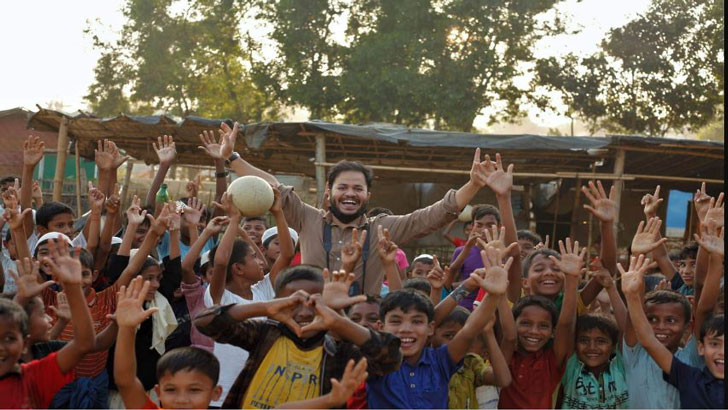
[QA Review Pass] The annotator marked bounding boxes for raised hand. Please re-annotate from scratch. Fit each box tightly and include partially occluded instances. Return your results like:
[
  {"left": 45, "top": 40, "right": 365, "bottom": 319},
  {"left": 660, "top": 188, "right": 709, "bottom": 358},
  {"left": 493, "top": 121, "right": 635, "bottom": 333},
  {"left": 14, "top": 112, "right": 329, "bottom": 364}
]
[
  {"left": 471, "top": 246, "right": 512, "bottom": 295},
  {"left": 149, "top": 203, "right": 172, "bottom": 235},
  {"left": 50, "top": 292, "right": 72, "bottom": 322},
  {"left": 482, "top": 153, "right": 514, "bottom": 196},
  {"left": 631, "top": 217, "right": 668, "bottom": 255},
  {"left": 330, "top": 358, "right": 368, "bottom": 405},
  {"left": 654, "top": 279, "right": 671, "bottom": 291},
  {"left": 218, "top": 121, "right": 239, "bottom": 159},
  {"left": 477, "top": 225, "right": 518, "bottom": 255},
  {"left": 125, "top": 195, "right": 147, "bottom": 226},
  {"left": 105, "top": 184, "right": 121, "bottom": 214},
  {"left": 153, "top": 135, "right": 177, "bottom": 166},
  {"left": 704, "top": 193, "right": 724, "bottom": 229},
  {"left": 108, "top": 140, "right": 129, "bottom": 169},
  {"left": 342, "top": 228, "right": 367, "bottom": 270},
  {"left": 618, "top": 254, "right": 656, "bottom": 295},
  {"left": 535, "top": 234, "right": 551, "bottom": 251},
  {"left": 42, "top": 240, "right": 82, "bottom": 285},
  {"left": 31, "top": 180, "right": 43, "bottom": 203},
  {"left": 269, "top": 186, "right": 282, "bottom": 213},
  {"left": 300, "top": 294, "right": 341, "bottom": 335},
  {"left": 23, "top": 135, "right": 45, "bottom": 166},
  {"left": 168, "top": 203, "right": 181, "bottom": 232},
  {"left": 426, "top": 256, "right": 448, "bottom": 290},
  {"left": 2, "top": 189, "right": 31, "bottom": 230},
  {"left": 185, "top": 173, "right": 201, "bottom": 198},
  {"left": 204, "top": 216, "right": 230, "bottom": 236},
  {"left": 265, "top": 290, "right": 309, "bottom": 337},
  {"left": 87, "top": 181, "right": 106, "bottom": 215},
  {"left": 469, "top": 148, "right": 489, "bottom": 188},
  {"left": 582, "top": 180, "right": 616, "bottom": 223},
  {"left": 550, "top": 238, "right": 587, "bottom": 277},
  {"left": 182, "top": 197, "right": 204, "bottom": 226},
  {"left": 640, "top": 185, "right": 663, "bottom": 218},
  {"left": 213, "top": 192, "right": 240, "bottom": 218},
  {"left": 114, "top": 277, "right": 159, "bottom": 328},
  {"left": 322, "top": 269, "right": 367, "bottom": 310},
  {"left": 588, "top": 261, "right": 614, "bottom": 289},
  {"left": 198, "top": 129, "right": 224, "bottom": 159},
  {"left": 376, "top": 225, "right": 398, "bottom": 264},
  {"left": 693, "top": 220, "right": 724, "bottom": 257},
  {"left": 693, "top": 182, "right": 713, "bottom": 223},
  {"left": 9, "top": 258, "right": 55, "bottom": 300}
]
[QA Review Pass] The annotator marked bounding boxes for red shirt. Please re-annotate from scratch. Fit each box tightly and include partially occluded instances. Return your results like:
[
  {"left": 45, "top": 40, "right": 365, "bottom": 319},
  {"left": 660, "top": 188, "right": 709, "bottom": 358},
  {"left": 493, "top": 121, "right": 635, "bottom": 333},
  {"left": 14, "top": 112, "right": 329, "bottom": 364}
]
[
  {"left": 142, "top": 395, "right": 161, "bottom": 409},
  {"left": 0, "top": 352, "right": 75, "bottom": 409},
  {"left": 451, "top": 237, "right": 467, "bottom": 247},
  {"left": 346, "top": 381, "right": 368, "bottom": 409},
  {"left": 290, "top": 252, "right": 302, "bottom": 266},
  {"left": 498, "top": 348, "right": 564, "bottom": 409}
]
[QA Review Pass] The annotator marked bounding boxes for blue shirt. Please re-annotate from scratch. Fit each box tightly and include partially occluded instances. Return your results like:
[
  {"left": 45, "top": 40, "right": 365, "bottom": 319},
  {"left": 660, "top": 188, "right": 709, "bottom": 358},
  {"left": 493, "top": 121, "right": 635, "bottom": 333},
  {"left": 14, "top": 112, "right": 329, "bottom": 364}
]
[
  {"left": 622, "top": 336, "right": 703, "bottom": 409},
  {"left": 156, "top": 231, "right": 216, "bottom": 260},
  {"left": 367, "top": 345, "right": 460, "bottom": 409},
  {"left": 666, "top": 355, "right": 724, "bottom": 409}
]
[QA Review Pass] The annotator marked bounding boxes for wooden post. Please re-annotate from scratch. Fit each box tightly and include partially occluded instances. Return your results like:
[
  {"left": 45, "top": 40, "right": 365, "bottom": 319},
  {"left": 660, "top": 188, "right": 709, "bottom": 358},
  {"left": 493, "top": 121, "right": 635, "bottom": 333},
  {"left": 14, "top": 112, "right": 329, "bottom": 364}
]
[
  {"left": 612, "top": 149, "right": 626, "bottom": 226},
  {"left": 569, "top": 179, "right": 582, "bottom": 239},
  {"left": 120, "top": 160, "right": 134, "bottom": 207},
  {"left": 551, "top": 178, "right": 563, "bottom": 243},
  {"left": 74, "top": 140, "right": 82, "bottom": 216},
  {"left": 315, "top": 134, "right": 326, "bottom": 205},
  {"left": 52, "top": 117, "right": 69, "bottom": 202},
  {"left": 522, "top": 183, "right": 532, "bottom": 230}
]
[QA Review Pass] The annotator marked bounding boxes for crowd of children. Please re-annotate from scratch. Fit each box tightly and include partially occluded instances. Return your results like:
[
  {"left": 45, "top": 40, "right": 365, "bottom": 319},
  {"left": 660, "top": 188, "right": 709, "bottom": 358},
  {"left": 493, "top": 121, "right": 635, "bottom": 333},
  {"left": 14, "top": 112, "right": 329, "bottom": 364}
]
[{"left": 0, "top": 127, "right": 723, "bottom": 409}]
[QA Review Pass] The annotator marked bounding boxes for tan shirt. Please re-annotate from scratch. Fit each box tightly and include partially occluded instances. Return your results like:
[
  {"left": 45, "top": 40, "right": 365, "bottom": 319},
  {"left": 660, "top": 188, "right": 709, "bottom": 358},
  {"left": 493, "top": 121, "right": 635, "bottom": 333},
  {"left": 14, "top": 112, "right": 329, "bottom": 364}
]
[{"left": 278, "top": 184, "right": 460, "bottom": 295}]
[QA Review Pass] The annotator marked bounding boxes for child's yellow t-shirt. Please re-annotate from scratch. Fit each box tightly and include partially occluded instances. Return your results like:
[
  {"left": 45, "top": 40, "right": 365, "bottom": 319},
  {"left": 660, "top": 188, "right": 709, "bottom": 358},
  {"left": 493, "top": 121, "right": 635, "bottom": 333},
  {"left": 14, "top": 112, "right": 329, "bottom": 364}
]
[{"left": 241, "top": 337, "right": 324, "bottom": 409}]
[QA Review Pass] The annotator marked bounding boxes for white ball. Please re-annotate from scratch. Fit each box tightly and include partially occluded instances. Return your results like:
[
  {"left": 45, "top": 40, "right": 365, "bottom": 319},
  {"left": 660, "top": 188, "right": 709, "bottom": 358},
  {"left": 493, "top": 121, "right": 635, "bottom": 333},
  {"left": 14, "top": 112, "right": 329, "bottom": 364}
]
[
  {"left": 227, "top": 176, "right": 274, "bottom": 217},
  {"left": 458, "top": 204, "right": 473, "bottom": 222}
]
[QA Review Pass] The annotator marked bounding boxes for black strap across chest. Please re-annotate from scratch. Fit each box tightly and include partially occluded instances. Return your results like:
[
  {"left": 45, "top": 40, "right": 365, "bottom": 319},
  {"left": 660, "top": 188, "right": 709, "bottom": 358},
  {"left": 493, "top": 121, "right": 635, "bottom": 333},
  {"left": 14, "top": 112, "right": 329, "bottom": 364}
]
[{"left": 323, "top": 221, "right": 370, "bottom": 295}]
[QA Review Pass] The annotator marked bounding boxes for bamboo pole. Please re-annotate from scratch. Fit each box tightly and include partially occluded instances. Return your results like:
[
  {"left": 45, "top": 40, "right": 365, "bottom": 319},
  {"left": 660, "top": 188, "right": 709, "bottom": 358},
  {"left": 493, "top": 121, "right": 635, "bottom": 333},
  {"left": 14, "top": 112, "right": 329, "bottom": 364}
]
[
  {"left": 120, "top": 160, "right": 134, "bottom": 207},
  {"left": 74, "top": 140, "right": 82, "bottom": 217},
  {"left": 612, "top": 150, "right": 626, "bottom": 226},
  {"left": 569, "top": 178, "right": 582, "bottom": 239},
  {"left": 552, "top": 179, "right": 563, "bottom": 243},
  {"left": 315, "top": 134, "right": 326, "bottom": 205},
  {"left": 52, "top": 117, "right": 69, "bottom": 202}
]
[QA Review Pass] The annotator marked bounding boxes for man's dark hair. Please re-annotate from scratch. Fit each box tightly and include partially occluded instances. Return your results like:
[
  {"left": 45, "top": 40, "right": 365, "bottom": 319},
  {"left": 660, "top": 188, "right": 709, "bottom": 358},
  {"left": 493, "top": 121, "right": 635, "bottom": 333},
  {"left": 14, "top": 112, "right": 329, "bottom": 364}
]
[
  {"left": 512, "top": 295, "right": 558, "bottom": 327},
  {"left": 156, "top": 347, "right": 220, "bottom": 385},
  {"left": 679, "top": 242, "right": 699, "bottom": 260},
  {"left": 517, "top": 230, "right": 542, "bottom": 246},
  {"left": 522, "top": 248, "right": 560, "bottom": 278},
  {"left": 471, "top": 204, "right": 501, "bottom": 225},
  {"left": 78, "top": 248, "right": 94, "bottom": 270},
  {"left": 645, "top": 290, "right": 692, "bottom": 324},
  {"left": 0, "top": 297, "right": 29, "bottom": 336},
  {"left": 274, "top": 264, "right": 324, "bottom": 296},
  {"left": 326, "top": 160, "right": 374, "bottom": 190},
  {"left": 700, "top": 314, "right": 724, "bottom": 342},
  {"left": 367, "top": 207, "right": 392, "bottom": 217},
  {"left": 576, "top": 313, "right": 619, "bottom": 346},
  {"left": 439, "top": 306, "right": 470, "bottom": 328},
  {"left": 0, "top": 176, "right": 16, "bottom": 187},
  {"left": 380, "top": 289, "right": 434, "bottom": 322},
  {"left": 226, "top": 239, "right": 252, "bottom": 283},
  {"left": 35, "top": 202, "right": 74, "bottom": 228},
  {"left": 403, "top": 277, "right": 431, "bottom": 295}
]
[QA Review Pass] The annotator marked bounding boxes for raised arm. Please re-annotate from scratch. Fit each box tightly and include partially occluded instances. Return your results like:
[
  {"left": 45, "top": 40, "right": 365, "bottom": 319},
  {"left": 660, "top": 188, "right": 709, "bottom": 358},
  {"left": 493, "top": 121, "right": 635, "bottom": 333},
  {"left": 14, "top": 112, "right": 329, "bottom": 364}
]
[
  {"left": 84, "top": 182, "right": 106, "bottom": 257},
  {"left": 2, "top": 189, "right": 32, "bottom": 261},
  {"left": 692, "top": 183, "right": 714, "bottom": 295},
  {"left": 210, "top": 192, "right": 241, "bottom": 304},
  {"left": 145, "top": 135, "right": 176, "bottom": 210},
  {"left": 692, "top": 221, "right": 723, "bottom": 340},
  {"left": 426, "top": 256, "right": 447, "bottom": 305},
  {"left": 447, "top": 234, "right": 478, "bottom": 288},
  {"left": 94, "top": 187, "right": 121, "bottom": 271},
  {"left": 620, "top": 255, "right": 673, "bottom": 373},
  {"left": 21, "top": 136, "right": 44, "bottom": 237},
  {"left": 43, "top": 240, "right": 95, "bottom": 373},
  {"left": 441, "top": 220, "right": 459, "bottom": 244},
  {"left": 115, "top": 204, "right": 170, "bottom": 287},
  {"left": 268, "top": 188, "right": 295, "bottom": 284},
  {"left": 181, "top": 216, "right": 228, "bottom": 284},
  {"left": 591, "top": 265, "right": 628, "bottom": 337},
  {"left": 551, "top": 239, "right": 586, "bottom": 365},
  {"left": 275, "top": 358, "right": 368, "bottom": 409},
  {"left": 375, "top": 226, "right": 402, "bottom": 291},
  {"left": 695, "top": 192, "right": 723, "bottom": 301},
  {"left": 168, "top": 205, "right": 182, "bottom": 261},
  {"left": 118, "top": 196, "right": 146, "bottom": 257},
  {"left": 218, "top": 122, "right": 279, "bottom": 186},
  {"left": 114, "top": 277, "right": 160, "bottom": 409},
  {"left": 181, "top": 197, "right": 205, "bottom": 247},
  {"left": 448, "top": 247, "right": 510, "bottom": 363},
  {"left": 481, "top": 314, "right": 512, "bottom": 387},
  {"left": 198, "top": 129, "right": 228, "bottom": 215}
]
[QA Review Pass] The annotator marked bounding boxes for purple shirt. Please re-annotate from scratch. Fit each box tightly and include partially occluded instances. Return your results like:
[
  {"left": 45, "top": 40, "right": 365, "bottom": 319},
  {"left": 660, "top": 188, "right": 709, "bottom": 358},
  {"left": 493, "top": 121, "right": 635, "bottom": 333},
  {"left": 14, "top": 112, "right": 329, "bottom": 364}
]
[{"left": 449, "top": 246, "right": 483, "bottom": 311}]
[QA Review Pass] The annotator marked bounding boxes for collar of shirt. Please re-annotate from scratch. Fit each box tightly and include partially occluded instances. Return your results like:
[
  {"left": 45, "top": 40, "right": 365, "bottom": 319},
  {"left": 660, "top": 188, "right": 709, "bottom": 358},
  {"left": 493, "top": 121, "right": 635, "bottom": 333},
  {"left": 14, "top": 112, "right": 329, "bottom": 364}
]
[
  {"left": 324, "top": 211, "right": 368, "bottom": 229},
  {"left": 578, "top": 354, "right": 616, "bottom": 376}
]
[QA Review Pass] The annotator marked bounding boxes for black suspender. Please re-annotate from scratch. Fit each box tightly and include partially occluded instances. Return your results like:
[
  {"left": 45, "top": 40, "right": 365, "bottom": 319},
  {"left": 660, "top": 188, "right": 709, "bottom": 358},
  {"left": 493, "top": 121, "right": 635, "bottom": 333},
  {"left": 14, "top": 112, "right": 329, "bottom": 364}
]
[{"left": 323, "top": 222, "right": 370, "bottom": 296}]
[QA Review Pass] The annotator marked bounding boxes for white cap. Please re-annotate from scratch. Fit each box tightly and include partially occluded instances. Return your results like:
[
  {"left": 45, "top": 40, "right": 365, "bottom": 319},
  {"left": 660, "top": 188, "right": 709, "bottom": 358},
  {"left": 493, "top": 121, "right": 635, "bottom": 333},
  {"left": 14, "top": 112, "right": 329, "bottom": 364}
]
[
  {"left": 32, "top": 232, "right": 72, "bottom": 256},
  {"left": 412, "top": 254, "right": 434, "bottom": 264},
  {"left": 111, "top": 236, "right": 123, "bottom": 246},
  {"left": 200, "top": 250, "right": 211, "bottom": 267},
  {"left": 262, "top": 227, "right": 299, "bottom": 248},
  {"left": 129, "top": 248, "right": 161, "bottom": 265}
]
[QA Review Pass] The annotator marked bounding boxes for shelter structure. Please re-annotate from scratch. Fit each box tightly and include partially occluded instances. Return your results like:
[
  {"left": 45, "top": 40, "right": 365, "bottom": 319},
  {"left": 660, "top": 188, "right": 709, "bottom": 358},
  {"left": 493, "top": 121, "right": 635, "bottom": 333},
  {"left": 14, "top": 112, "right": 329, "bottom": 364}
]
[{"left": 27, "top": 107, "right": 724, "bottom": 253}]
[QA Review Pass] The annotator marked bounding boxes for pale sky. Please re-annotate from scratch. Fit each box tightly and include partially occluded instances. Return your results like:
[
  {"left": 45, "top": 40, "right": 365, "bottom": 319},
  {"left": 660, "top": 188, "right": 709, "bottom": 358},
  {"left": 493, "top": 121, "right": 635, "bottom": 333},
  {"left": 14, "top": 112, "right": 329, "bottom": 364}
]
[{"left": 0, "top": 0, "right": 652, "bottom": 131}]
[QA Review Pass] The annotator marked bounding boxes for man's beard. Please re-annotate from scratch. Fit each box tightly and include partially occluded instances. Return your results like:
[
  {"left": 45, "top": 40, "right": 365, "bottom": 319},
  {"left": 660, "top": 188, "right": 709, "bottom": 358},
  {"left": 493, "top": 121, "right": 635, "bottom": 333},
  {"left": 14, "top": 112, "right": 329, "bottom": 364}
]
[{"left": 329, "top": 202, "right": 368, "bottom": 224}]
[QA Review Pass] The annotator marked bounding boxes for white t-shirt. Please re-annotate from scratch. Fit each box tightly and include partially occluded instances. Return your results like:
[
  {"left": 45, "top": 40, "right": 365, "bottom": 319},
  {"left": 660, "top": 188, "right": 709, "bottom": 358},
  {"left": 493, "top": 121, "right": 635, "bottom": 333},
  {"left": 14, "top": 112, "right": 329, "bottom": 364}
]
[{"left": 202, "top": 275, "right": 275, "bottom": 406}]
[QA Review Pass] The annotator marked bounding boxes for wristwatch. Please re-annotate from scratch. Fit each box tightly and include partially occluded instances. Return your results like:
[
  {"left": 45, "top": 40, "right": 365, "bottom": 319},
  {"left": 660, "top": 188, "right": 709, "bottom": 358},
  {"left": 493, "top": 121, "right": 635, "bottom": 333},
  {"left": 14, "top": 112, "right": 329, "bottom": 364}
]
[{"left": 225, "top": 152, "right": 240, "bottom": 166}]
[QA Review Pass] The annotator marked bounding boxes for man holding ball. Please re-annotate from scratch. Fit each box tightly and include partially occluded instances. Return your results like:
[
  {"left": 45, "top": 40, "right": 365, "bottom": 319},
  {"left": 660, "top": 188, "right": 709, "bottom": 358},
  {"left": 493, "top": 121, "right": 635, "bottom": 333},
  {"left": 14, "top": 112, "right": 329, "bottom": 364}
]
[{"left": 214, "top": 122, "right": 509, "bottom": 296}]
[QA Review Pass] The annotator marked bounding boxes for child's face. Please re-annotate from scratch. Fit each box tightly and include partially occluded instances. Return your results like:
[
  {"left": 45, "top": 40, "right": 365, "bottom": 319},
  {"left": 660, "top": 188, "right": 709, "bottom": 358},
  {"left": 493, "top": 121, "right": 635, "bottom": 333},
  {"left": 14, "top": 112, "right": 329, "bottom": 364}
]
[
  {"left": 0, "top": 316, "right": 25, "bottom": 376},
  {"left": 330, "top": 170, "right": 370, "bottom": 217},
  {"left": 155, "top": 370, "right": 222, "bottom": 409},
  {"left": 236, "top": 252, "right": 265, "bottom": 283},
  {"left": 383, "top": 307, "right": 434, "bottom": 361},
  {"left": 410, "top": 261, "right": 433, "bottom": 279},
  {"left": 202, "top": 264, "right": 213, "bottom": 284},
  {"left": 38, "top": 213, "right": 75, "bottom": 237},
  {"left": 27, "top": 298, "right": 53, "bottom": 343},
  {"left": 463, "top": 223, "right": 473, "bottom": 237},
  {"left": 471, "top": 216, "right": 498, "bottom": 239},
  {"left": 431, "top": 321, "right": 463, "bottom": 348},
  {"left": 575, "top": 328, "right": 615, "bottom": 373},
  {"left": 81, "top": 266, "right": 95, "bottom": 295},
  {"left": 348, "top": 302, "right": 381, "bottom": 331},
  {"left": 698, "top": 332, "right": 724, "bottom": 380},
  {"left": 526, "top": 254, "right": 564, "bottom": 298},
  {"left": 515, "top": 305, "right": 554, "bottom": 352},
  {"left": 139, "top": 266, "right": 163, "bottom": 301},
  {"left": 518, "top": 238, "right": 535, "bottom": 260},
  {"left": 644, "top": 301, "right": 688, "bottom": 351},
  {"left": 243, "top": 220, "right": 266, "bottom": 245},
  {"left": 265, "top": 237, "right": 280, "bottom": 262},
  {"left": 678, "top": 258, "right": 696, "bottom": 286},
  {"left": 279, "top": 279, "right": 324, "bottom": 339},
  {"left": 132, "top": 224, "right": 149, "bottom": 248}
]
